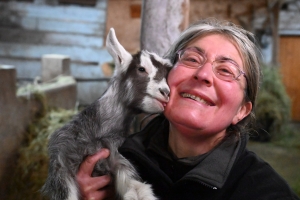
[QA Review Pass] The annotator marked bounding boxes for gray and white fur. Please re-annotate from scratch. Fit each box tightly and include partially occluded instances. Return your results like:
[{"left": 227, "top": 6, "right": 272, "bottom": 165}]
[{"left": 42, "top": 28, "right": 172, "bottom": 200}]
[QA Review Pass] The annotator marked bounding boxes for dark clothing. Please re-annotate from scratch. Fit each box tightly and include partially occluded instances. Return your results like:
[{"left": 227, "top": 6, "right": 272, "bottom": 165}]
[{"left": 119, "top": 115, "right": 299, "bottom": 200}]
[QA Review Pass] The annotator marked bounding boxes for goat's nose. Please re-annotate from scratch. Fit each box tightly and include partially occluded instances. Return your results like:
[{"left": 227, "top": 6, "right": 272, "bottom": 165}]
[{"left": 159, "top": 88, "right": 170, "bottom": 98}]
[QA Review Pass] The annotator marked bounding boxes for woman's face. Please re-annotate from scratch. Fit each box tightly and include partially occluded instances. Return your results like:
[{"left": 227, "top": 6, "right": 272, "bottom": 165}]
[{"left": 164, "top": 34, "right": 252, "bottom": 139}]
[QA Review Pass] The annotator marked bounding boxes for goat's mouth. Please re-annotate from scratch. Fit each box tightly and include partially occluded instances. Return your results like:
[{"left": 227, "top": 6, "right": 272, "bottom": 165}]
[
  {"left": 157, "top": 99, "right": 168, "bottom": 107},
  {"left": 153, "top": 97, "right": 168, "bottom": 108},
  {"left": 147, "top": 95, "right": 168, "bottom": 111},
  {"left": 180, "top": 93, "right": 214, "bottom": 106}
]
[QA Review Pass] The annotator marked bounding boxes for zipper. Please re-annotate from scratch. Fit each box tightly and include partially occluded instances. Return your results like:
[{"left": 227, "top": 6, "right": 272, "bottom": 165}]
[
  {"left": 198, "top": 180, "right": 218, "bottom": 190},
  {"left": 178, "top": 177, "right": 218, "bottom": 190}
]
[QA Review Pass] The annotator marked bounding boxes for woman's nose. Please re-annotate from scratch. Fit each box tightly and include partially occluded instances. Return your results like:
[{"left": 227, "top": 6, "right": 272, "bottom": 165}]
[{"left": 193, "top": 62, "right": 213, "bottom": 86}]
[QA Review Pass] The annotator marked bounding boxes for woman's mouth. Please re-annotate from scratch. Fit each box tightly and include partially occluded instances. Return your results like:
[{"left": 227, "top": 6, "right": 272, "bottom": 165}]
[{"left": 180, "top": 93, "right": 214, "bottom": 106}]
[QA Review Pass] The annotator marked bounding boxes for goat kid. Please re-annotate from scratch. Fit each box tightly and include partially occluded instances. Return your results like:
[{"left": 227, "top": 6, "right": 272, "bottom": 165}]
[{"left": 42, "top": 28, "right": 172, "bottom": 200}]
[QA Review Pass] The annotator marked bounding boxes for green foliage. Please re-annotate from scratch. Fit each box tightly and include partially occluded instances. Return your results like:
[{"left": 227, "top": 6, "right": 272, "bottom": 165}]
[
  {"left": 7, "top": 107, "right": 77, "bottom": 200},
  {"left": 253, "top": 65, "right": 291, "bottom": 142}
]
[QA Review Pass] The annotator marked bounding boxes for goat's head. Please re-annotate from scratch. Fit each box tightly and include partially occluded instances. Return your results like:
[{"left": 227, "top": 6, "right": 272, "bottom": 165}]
[{"left": 106, "top": 28, "right": 172, "bottom": 113}]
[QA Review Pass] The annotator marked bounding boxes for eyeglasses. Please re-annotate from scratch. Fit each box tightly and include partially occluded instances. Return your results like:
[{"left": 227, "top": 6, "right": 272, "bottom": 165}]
[{"left": 176, "top": 47, "right": 246, "bottom": 82}]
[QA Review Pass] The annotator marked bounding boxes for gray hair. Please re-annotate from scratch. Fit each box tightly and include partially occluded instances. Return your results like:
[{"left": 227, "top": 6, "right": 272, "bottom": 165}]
[{"left": 164, "top": 18, "right": 262, "bottom": 136}]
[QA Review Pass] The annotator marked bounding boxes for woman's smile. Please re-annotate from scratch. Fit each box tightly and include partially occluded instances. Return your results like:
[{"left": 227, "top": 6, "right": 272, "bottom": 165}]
[{"left": 180, "top": 92, "right": 214, "bottom": 106}]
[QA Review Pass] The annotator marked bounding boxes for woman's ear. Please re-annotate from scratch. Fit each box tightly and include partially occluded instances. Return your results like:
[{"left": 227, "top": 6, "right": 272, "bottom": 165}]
[{"left": 232, "top": 101, "right": 252, "bottom": 125}]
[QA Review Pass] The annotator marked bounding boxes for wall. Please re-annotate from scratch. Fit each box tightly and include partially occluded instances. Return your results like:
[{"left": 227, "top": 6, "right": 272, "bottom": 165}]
[
  {"left": 105, "top": 0, "right": 141, "bottom": 53},
  {"left": 105, "top": 0, "right": 269, "bottom": 53},
  {"left": 0, "top": 0, "right": 111, "bottom": 105}
]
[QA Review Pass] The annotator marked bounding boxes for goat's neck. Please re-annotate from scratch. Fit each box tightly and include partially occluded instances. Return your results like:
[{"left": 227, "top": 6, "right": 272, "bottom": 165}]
[{"left": 97, "top": 83, "right": 136, "bottom": 137}]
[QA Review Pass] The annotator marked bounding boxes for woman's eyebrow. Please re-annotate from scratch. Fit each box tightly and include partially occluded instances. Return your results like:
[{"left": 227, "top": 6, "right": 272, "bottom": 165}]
[
  {"left": 190, "top": 47, "right": 240, "bottom": 67},
  {"left": 191, "top": 46, "right": 206, "bottom": 54},
  {"left": 215, "top": 55, "right": 239, "bottom": 66}
]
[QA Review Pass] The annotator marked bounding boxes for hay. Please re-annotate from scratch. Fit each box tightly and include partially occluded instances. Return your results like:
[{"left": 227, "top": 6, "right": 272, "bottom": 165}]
[
  {"left": 6, "top": 106, "right": 77, "bottom": 200},
  {"left": 254, "top": 65, "right": 291, "bottom": 142}
]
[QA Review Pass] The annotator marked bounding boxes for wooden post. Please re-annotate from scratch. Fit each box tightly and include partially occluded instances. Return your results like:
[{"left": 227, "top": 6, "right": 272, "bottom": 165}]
[
  {"left": 41, "top": 54, "right": 71, "bottom": 82},
  {"left": 140, "top": 0, "right": 190, "bottom": 56},
  {"left": 0, "top": 65, "right": 16, "bottom": 104},
  {"left": 269, "top": 0, "right": 282, "bottom": 66},
  {"left": 134, "top": 0, "right": 190, "bottom": 132}
]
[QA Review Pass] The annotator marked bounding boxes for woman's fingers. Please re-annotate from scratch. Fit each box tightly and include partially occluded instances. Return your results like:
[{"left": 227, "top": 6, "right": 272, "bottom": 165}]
[
  {"left": 81, "top": 175, "right": 114, "bottom": 200},
  {"left": 78, "top": 148, "right": 110, "bottom": 176},
  {"left": 76, "top": 149, "right": 114, "bottom": 200},
  {"left": 81, "top": 175, "right": 111, "bottom": 194},
  {"left": 83, "top": 189, "right": 113, "bottom": 200}
]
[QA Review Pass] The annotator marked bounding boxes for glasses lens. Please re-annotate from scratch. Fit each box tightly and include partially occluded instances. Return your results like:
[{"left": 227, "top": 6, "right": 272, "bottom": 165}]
[
  {"left": 179, "top": 49, "right": 206, "bottom": 68},
  {"left": 213, "top": 60, "right": 241, "bottom": 81}
]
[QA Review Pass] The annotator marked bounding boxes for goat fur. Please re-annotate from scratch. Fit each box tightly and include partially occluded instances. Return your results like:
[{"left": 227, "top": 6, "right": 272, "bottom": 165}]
[{"left": 42, "top": 28, "right": 172, "bottom": 200}]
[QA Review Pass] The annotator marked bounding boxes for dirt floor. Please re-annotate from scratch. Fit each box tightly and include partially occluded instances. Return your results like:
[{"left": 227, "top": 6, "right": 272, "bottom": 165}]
[{"left": 247, "top": 141, "right": 300, "bottom": 196}]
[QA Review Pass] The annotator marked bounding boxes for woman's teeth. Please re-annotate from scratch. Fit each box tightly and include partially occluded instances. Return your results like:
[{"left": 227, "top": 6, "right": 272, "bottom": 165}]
[{"left": 181, "top": 93, "right": 211, "bottom": 106}]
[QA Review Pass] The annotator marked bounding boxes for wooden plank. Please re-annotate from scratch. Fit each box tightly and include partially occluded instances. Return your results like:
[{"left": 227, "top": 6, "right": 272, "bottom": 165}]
[
  {"left": 280, "top": 30, "right": 300, "bottom": 36},
  {"left": 77, "top": 81, "right": 108, "bottom": 105},
  {"left": 0, "top": 2, "right": 107, "bottom": 23},
  {"left": 59, "top": 0, "right": 96, "bottom": 6},
  {"left": 0, "top": 42, "right": 112, "bottom": 63},
  {"left": 279, "top": 36, "right": 300, "bottom": 121},
  {"left": 96, "top": 0, "right": 107, "bottom": 9},
  {"left": 0, "top": 58, "right": 110, "bottom": 79},
  {"left": 37, "top": 18, "right": 104, "bottom": 35},
  {"left": 72, "top": 63, "right": 106, "bottom": 79},
  {"left": 0, "top": 27, "right": 104, "bottom": 47},
  {"left": 0, "top": 58, "right": 41, "bottom": 79},
  {"left": 0, "top": 15, "right": 105, "bottom": 35},
  {"left": 279, "top": 11, "right": 300, "bottom": 31}
]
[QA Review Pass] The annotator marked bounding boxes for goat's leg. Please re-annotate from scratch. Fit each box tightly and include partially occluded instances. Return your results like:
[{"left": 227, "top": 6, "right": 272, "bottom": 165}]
[
  {"left": 42, "top": 161, "right": 80, "bottom": 200},
  {"left": 115, "top": 155, "right": 156, "bottom": 200},
  {"left": 123, "top": 179, "right": 157, "bottom": 200}
]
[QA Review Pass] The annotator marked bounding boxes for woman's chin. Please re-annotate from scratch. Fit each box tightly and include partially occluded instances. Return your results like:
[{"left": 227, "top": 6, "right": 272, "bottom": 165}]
[{"left": 165, "top": 108, "right": 203, "bottom": 130}]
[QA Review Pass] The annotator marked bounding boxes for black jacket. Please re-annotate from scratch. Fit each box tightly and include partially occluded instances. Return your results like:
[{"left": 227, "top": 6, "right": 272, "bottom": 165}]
[{"left": 119, "top": 115, "right": 299, "bottom": 200}]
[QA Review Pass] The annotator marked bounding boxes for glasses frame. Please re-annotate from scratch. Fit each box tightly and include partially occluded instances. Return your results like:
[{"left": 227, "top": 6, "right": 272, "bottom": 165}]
[{"left": 176, "top": 47, "right": 247, "bottom": 81}]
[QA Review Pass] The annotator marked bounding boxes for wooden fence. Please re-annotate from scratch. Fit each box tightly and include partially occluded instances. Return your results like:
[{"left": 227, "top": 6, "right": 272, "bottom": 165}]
[{"left": 0, "top": 1, "right": 112, "bottom": 105}]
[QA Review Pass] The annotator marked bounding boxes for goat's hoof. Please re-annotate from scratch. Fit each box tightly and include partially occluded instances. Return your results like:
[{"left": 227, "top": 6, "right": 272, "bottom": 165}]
[{"left": 123, "top": 180, "right": 156, "bottom": 200}]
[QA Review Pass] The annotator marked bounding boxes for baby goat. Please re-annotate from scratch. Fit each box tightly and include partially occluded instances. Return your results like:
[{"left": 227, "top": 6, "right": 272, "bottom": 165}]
[{"left": 42, "top": 28, "right": 172, "bottom": 200}]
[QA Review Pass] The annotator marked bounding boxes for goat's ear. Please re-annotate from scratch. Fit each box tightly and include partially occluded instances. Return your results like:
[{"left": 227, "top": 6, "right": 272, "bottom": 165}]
[{"left": 106, "top": 28, "right": 132, "bottom": 74}]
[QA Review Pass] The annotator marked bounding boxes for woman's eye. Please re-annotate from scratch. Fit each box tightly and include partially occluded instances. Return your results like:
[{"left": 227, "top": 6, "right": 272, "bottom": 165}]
[
  {"left": 183, "top": 56, "right": 200, "bottom": 63},
  {"left": 216, "top": 66, "right": 234, "bottom": 76}
]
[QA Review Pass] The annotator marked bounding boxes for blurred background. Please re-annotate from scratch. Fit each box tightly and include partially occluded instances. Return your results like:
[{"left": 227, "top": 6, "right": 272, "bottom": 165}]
[{"left": 0, "top": 0, "right": 299, "bottom": 199}]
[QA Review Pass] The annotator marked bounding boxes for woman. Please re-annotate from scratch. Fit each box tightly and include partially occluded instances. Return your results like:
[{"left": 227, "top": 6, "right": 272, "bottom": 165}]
[{"left": 76, "top": 19, "right": 299, "bottom": 200}]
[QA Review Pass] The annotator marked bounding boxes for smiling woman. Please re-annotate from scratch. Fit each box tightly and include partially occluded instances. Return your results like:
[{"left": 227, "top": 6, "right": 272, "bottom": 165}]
[
  {"left": 75, "top": 19, "right": 299, "bottom": 200},
  {"left": 165, "top": 34, "right": 250, "bottom": 155}
]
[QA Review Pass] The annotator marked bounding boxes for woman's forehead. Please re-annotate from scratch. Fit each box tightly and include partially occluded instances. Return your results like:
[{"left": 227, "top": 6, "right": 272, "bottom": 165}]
[{"left": 186, "top": 34, "right": 244, "bottom": 65}]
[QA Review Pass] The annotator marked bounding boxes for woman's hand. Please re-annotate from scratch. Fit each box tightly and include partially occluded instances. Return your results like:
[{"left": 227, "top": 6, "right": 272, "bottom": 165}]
[{"left": 76, "top": 149, "right": 114, "bottom": 200}]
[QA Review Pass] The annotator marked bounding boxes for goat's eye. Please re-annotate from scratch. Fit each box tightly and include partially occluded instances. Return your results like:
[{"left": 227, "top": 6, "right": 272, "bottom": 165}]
[{"left": 138, "top": 67, "right": 146, "bottom": 72}]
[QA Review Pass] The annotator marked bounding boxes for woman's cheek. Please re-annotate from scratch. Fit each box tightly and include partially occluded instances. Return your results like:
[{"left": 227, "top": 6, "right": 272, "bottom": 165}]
[
  {"left": 167, "top": 65, "right": 185, "bottom": 86},
  {"left": 167, "top": 67, "right": 177, "bottom": 86}
]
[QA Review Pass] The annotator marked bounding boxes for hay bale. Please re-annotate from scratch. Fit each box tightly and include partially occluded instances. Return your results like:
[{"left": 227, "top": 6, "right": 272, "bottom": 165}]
[{"left": 6, "top": 107, "right": 77, "bottom": 200}]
